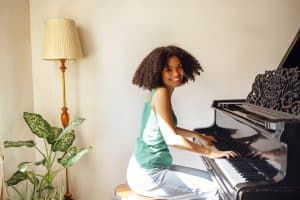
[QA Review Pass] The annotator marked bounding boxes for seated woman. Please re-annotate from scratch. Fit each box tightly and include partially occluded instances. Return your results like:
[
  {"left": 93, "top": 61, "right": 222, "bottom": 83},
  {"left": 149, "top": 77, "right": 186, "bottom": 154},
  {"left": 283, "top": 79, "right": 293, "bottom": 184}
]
[{"left": 127, "top": 45, "right": 238, "bottom": 200}]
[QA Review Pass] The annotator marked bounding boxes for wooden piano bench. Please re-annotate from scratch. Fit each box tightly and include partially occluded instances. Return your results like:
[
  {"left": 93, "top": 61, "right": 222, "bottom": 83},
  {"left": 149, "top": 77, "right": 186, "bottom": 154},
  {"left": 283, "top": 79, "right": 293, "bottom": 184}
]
[{"left": 114, "top": 183, "right": 157, "bottom": 200}]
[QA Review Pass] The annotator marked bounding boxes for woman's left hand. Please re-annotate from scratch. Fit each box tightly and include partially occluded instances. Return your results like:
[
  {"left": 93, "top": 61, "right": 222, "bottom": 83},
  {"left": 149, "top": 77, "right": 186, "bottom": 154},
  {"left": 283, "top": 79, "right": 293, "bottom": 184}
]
[
  {"left": 194, "top": 134, "right": 216, "bottom": 147},
  {"left": 202, "top": 134, "right": 216, "bottom": 145}
]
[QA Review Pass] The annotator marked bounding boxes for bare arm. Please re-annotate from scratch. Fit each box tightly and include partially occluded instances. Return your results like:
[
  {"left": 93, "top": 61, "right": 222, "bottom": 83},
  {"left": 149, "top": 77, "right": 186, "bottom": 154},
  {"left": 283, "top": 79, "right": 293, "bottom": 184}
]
[
  {"left": 176, "top": 127, "right": 216, "bottom": 147},
  {"left": 152, "top": 88, "right": 238, "bottom": 159},
  {"left": 175, "top": 127, "right": 197, "bottom": 138}
]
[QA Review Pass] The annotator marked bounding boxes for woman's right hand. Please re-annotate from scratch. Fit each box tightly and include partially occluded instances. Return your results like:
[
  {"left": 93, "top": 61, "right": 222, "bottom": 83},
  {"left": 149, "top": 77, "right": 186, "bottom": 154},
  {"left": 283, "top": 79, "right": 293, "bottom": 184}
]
[{"left": 207, "top": 149, "right": 240, "bottom": 159}]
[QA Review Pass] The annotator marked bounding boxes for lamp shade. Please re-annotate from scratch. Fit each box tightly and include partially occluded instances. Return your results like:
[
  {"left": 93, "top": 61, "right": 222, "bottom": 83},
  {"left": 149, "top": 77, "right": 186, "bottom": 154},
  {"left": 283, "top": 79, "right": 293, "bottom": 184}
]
[{"left": 42, "top": 19, "right": 82, "bottom": 60}]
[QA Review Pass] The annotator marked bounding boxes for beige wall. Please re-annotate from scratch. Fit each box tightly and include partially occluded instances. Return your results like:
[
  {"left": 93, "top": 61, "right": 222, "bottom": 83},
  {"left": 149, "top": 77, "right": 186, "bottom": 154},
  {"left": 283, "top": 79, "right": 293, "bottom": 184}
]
[
  {"left": 0, "top": 0, "right": 34, "bottom": 198},
  {"left": 0, "top": 0, "right": 295, "bottom": 199}
]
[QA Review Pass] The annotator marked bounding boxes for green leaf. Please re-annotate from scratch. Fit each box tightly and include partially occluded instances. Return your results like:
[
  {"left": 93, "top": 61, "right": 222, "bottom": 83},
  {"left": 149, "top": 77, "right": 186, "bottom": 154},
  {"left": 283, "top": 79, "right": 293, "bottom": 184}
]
[
  {"left": 58, "top": 147, "right": 77, "bottom": 167},
  {"left": 58, "top": 146, "right": 92, "bottom": 168},
  {"left": 4, "top": 140, "right": 36, "bottom": 148},
  {"left": 23, "top": 112, "right": 53, "bottom": 138},
  {"left": 56, "top": 118, "right": 85, "bottom": 141},
  {"left": 52, "top": 131, "right": 75, "bottom": 152},
  {"left": 47, "top": 127, "right": 62, "bottom": 144},
  {"left": 25, "top": 171, "right": 39, "bottom": 185},
  {"left": 66, "top": 146, "right": 92, "bottom": 167},
  {"left": 6, "top": 171, "right": 27, "bottom": 186},
  {"left": 35, "top": 159, "right": 46, "bottom": 166},
  {"left": 18, "top": 162, "right": 31, "bottom": 172}
]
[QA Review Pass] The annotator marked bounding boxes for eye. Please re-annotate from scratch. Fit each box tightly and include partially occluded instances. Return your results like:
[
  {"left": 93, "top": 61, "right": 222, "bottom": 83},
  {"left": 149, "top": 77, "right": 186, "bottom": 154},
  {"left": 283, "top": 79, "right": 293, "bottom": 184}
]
[{"left": 164, "top": 67, "right": 172, "bottom": 72}]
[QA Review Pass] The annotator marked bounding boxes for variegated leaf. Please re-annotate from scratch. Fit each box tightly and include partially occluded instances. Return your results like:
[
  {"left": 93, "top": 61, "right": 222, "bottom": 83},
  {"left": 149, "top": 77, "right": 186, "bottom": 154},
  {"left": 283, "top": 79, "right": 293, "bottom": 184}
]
[
  {"left": 6, "top": 171, "right": 27, "bottom": 186},
  {"left": 18, "top": 162, "right": 31, "bottom": 172},
  {"left": 52, "top": 131, "right": 75, "bottom": 152},
  {"left": 35, "top": 159, "right": 46, "bottom": 166},
  {"left": 25, "top": 171, "right": 39, "bottom": 185},
  {"left": 23, "top": 112, "right": 53, "bottom": 138},
  {"left": 47, "top": 127, "right": 62, "bottom": 144},
  {"left": 56, "top": 118, "right": 85, "bottom": 141},
  {"left": 58, "top": 147, "right": 77, "bottom": 167},
  {"left": 59, "top": 146, "right": 92, "bottom": 168},
  {"left": 4, "top": 140, "right": 36, "bottom": 148}
]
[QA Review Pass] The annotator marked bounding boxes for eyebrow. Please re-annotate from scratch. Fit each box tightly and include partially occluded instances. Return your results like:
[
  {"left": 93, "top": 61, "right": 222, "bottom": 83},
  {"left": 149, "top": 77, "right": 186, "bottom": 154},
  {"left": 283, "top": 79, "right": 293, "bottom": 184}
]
[{"left": 166, "top": 63, "right": 182, "bottom": 67}]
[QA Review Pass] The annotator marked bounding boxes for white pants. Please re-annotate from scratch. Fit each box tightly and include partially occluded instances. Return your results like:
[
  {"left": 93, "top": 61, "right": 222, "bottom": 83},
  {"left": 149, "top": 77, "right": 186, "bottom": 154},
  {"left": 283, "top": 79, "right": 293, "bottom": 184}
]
[{"left": 127, "top": 156, "right": 219, "bottom": 200}]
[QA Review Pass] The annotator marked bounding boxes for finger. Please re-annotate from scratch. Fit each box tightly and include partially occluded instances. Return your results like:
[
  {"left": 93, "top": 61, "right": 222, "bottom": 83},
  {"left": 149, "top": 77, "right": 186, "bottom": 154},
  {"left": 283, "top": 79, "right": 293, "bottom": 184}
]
[
  {"left": 207, "top": 140, "right": 213, "bottom": 144},
  {"left": 208, "top": 138, "right": 215, "bottom": 142},
  {"left": 207, "top": 139, "right": 215, "bottom": 144},
  {"left": 233, "top": 151, "right": 240, "bottom": 157},
  {"left": 229, "top": 151, "right": 238, "bottom": 157},
  {"left": 222, "top": 152, "right": 229, "bottom": 159}
]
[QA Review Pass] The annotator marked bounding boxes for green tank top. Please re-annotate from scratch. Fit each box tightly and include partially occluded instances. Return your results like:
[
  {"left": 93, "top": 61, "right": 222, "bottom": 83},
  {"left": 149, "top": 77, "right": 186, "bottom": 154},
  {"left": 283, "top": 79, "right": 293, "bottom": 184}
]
[{"left": 134, "top": 89, "right": 177, "bottom": 169}]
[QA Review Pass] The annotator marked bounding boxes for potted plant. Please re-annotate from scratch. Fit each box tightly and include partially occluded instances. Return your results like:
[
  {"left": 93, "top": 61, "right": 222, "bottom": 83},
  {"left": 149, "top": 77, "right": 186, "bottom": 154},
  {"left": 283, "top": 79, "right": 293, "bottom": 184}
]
[{"left": 4, "top": 112, "right": 92, "bottom": 200}]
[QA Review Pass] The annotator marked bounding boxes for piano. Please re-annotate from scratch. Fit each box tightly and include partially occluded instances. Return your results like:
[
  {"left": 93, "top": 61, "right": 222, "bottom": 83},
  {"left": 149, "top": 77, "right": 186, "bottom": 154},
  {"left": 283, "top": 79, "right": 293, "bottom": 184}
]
[{"left": 194, "top": 29, "right": 300, "bottom": 200}]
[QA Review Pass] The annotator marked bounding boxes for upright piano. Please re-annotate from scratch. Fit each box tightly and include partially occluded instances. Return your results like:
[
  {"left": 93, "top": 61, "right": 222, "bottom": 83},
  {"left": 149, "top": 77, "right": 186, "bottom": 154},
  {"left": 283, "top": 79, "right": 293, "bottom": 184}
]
[{"left": 194, "top": 29, "right": 300, "bottom": 200}]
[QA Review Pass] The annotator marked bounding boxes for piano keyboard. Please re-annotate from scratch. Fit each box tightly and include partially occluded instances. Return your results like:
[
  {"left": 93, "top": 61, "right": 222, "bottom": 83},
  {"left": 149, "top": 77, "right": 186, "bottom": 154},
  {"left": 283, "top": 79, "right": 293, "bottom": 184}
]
[
  {"left": 214, "top": 156, "right": 278, "bottom": 188},
  {"left": 215, "top": 158, "right": 246, "bottom": 187},
  {"left": 203, "top": 131, "right": 279, "bottom": 188}
]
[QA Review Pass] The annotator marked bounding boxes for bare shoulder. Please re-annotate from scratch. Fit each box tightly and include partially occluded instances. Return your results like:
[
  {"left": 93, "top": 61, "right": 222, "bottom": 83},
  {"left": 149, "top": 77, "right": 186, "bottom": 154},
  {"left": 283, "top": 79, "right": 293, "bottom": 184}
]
[
  {"left": 153, "top": 87, "right": 169, "bottom": 99},
  {"left": 152, "top": 87, "right": 170, "bottom": 106},
  {"left": 155, "top": 87, "right": 169, "bottom": 95}
]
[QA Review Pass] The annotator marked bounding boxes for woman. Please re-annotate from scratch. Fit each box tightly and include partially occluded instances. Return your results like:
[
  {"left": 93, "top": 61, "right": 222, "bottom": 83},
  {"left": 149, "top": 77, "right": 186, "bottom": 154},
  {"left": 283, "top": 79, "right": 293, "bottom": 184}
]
[{"left": 127, "top": 46, "right": 238, "bottom": 199}]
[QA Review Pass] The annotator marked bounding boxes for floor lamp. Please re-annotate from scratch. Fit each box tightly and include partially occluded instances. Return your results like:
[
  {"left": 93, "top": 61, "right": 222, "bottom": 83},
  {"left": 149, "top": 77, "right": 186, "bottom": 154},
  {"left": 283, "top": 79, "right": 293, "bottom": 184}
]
[{"left": 42, "top": 18, "right": 82, "bottom": 200}]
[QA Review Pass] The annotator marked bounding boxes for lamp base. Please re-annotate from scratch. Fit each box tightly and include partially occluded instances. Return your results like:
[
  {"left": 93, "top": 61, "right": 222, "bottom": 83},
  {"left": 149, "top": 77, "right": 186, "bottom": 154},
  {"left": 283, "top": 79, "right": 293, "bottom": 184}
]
[{"left": 64, "top": 193, "right": 73, "bottom": 200}]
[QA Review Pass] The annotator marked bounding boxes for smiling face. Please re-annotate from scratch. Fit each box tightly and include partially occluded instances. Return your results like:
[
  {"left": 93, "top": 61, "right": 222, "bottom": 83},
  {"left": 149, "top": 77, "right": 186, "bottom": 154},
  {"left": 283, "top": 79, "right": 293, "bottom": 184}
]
[{"left": 162, "top": 56, "right": 184, "bottom": 89}]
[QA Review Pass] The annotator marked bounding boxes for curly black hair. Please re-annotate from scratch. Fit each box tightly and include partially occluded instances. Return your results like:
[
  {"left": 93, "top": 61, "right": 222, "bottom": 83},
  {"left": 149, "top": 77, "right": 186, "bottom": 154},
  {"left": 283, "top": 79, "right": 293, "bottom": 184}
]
[{"left": 132, "top": 45, "right": 203, "bottom": 90}]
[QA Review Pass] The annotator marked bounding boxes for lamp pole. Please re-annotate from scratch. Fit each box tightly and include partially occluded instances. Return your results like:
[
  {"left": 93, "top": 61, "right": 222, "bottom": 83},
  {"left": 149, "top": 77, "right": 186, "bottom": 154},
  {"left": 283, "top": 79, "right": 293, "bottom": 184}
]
[
  {"left": 60, "top": 59, "right": 72, "bottom": 200},
  {"left": 60, "top": 59, "right": 69, "bottom": 127}
]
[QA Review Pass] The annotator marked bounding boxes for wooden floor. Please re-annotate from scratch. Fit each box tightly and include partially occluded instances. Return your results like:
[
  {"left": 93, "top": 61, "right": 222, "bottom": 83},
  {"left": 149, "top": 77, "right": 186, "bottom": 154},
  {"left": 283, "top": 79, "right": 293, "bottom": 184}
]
[{"left": 114, "top": 183, "right": 157, "bottom": 200}]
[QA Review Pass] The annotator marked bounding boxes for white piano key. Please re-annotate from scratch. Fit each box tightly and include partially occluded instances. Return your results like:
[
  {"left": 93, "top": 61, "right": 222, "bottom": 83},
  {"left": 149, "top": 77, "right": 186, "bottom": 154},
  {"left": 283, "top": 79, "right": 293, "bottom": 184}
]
[{"left": 215, "top": 159, "right": 246, "bottom": 187}]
